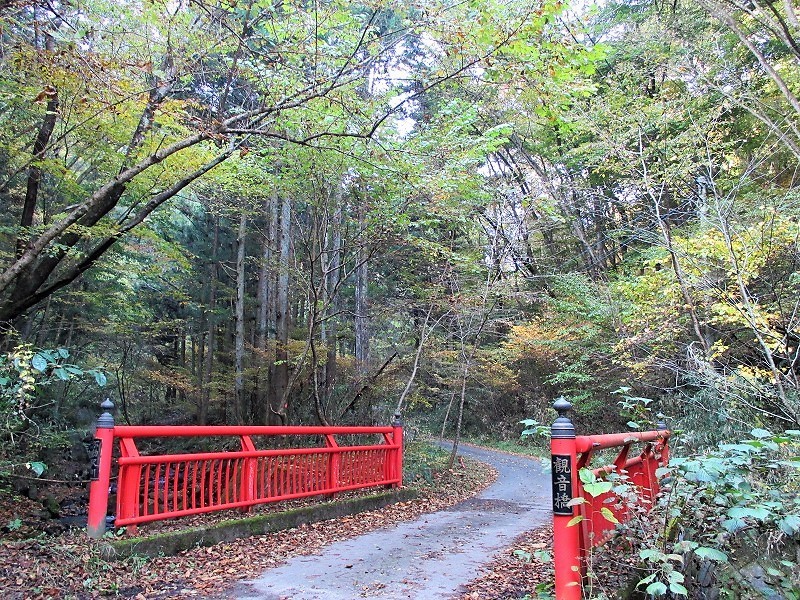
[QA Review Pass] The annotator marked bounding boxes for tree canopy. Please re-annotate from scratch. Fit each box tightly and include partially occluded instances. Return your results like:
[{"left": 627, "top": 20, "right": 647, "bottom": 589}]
[
  {"left": 0, "top": 0, "right": 797, "bottom": 437},
  {"left": 2, "top": 0, "right": 800, "bottom": 594}
]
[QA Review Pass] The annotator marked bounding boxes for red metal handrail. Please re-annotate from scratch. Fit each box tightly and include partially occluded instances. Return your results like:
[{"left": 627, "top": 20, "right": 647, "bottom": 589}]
[
  {"left": 113, "top": 425, "right": 396, "bottom": 437},
  {"left": 87, "top": 402, "right": 403, "bottom": 538},
  {"left": 575, "top": 432, "right": 669, "bottom": 551},
  {"left": 574, "top": 430, "right": 665, "bottom": 453},
  {"left": 550, "top": 398, "right": 671, "bottom": 600}
]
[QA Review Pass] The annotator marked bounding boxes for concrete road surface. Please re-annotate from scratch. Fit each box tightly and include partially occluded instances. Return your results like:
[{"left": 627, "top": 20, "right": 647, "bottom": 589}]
[{"left": 229, "top": 443, "right": 550, "bottom": 599}]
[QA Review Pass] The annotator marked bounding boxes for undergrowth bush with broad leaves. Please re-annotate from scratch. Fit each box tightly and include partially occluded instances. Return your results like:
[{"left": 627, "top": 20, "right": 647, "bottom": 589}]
[
  {"left": 0, "top": 343, "right": 107, "bottom": 483},
  {"left": 587, "top": 428, "right": 800, "bottom": 599}
]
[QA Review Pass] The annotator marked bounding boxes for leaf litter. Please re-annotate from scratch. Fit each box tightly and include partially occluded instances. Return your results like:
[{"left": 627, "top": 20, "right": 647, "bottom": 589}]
[{"left": 0, "top": 457, "right": 516, "bottom": 599}]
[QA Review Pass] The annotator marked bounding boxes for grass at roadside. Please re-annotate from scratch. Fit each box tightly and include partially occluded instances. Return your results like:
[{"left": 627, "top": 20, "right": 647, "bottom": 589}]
[{"left": 465, "top": 436, "right": 546, "bottom": 457}]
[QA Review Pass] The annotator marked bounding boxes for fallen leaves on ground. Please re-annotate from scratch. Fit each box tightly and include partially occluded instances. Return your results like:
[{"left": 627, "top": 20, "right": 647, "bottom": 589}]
[
  {"left": 458, "top": 526, "right": 554, "bottom": 600},
  {"left": 0, "top": 458, "right": 497, "bottom": 599},
  {"left": 457, "top": 523, "right": 648, "bottom": 599}
]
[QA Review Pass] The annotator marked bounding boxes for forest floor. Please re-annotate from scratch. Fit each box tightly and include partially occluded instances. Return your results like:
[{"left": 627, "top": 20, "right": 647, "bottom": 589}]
[{"left": 0, "top": 444, "right": 564, "bottom": 600}]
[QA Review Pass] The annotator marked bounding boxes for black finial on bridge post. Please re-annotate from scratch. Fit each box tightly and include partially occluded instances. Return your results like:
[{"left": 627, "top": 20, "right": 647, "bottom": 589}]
[{"left": 551, "top": 397, "right": 575, "bottom": 439}]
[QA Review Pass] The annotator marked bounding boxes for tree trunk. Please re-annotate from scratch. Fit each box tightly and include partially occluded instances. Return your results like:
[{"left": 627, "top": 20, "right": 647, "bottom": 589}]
[
  {"left": 269, "top": 196, "right": 291, "bottom": 424},
  {"left": 18, "top": 88, "right": 58, "bottom": 258},
  {"left": 653, "top": 191, "right": 711, "bottom": 355},
  {"left": 440, "top": 388, "right": 457, "bottom": 441},
  {"left": 255, "top": 196, "right": 273, "bottom": 423},
  {"left": 199, "top": 216, "right": 219, "bottom": 425},
  {"left": 233, "top": 211, "right": 247, "bottom": 424},
  {"left": 354, "top": 204, "right": 369, "bottom": 376},
  {"left": 325, "top": 192, "right": 343, "bottom": 392},
  {"left": 448, "top": 360, "right": 470, "bottom": 469},
  {"left": 703, "top": 0, "right": 800, "bottom": 117},
  {"left": 397, "top": 303, "right": 442, "bottom": 414},
  {"left": 714, "top": 195, "right": 796, "bottom": 421}
]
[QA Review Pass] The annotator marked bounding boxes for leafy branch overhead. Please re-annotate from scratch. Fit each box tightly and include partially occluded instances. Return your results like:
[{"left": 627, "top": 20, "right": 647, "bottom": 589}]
[{"left": 0, "top": 0, "right": 567, "bottom": 323}]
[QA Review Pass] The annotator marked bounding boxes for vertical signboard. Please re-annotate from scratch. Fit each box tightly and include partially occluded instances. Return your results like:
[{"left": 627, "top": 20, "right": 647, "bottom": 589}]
[
  {"left": 551, "top": 454, "right": 573, "bottom": 515},
  {"left": 88, "top": 439, "right": 102, "bottom": 481}
]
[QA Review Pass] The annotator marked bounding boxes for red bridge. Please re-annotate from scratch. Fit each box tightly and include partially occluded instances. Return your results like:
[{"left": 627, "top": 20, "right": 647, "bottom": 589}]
[
  {"left": 550, "top": 397, "right": 671, "bottom": 599},
  {"left": 87, "top": 397, "right": 669, "bottom": 600},
  {"left": 87, "top": 400, "right": 403, "bottom": 538}
]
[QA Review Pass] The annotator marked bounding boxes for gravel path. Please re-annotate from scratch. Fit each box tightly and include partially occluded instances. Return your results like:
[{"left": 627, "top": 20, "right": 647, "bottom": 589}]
[{"left": 229, "top": 443, "right": 551, "bottom": 599}]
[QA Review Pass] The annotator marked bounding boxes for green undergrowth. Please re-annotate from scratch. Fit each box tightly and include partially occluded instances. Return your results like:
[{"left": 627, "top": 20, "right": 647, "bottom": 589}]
[
  {"left": 463, "top": 436, "right": 547, "bottom": 458},
  {"left": 403, "top": 440, "right": 453, "bottom": 484},
  {"left": 581, "top": 428, "right": 800, "bottom": 599}
]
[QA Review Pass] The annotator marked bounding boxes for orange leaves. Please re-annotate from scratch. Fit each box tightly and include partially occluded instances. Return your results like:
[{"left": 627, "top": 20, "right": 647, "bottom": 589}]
[
  {"left": 32, "top": 86, "right": 57, "bottom": 103},
  {"left": 504, "top": 319, "right": 589, "bottom": 363}
]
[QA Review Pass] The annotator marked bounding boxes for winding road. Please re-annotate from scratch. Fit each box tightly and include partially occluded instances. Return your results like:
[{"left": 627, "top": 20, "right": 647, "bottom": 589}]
[{"left": 229, "top": 443, "right": 551, "bottom": 599}]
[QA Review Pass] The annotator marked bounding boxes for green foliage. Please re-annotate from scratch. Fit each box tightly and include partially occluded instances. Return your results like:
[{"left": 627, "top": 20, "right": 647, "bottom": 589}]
[
  {"left": 0, "top": 344, "right": 107, "bottom": 434},
  {"left": 519, "top": 418, "right": 549, "bottom": 440},
  {"left": 613, "top": 388, "right": 662, "bottom": 431},
  {"left": 521, "top": 584, "right": 555, "bottom": 600},
  {"left": 402, "top": 441, "right": 452, "bottom": 485},
  {"left": 464, "top": 427, "right": 549, "bottom": 456},
  {"left": 0, "top": 343, "right": 107, "bottom": 481},
  {"left": 579, "top": 468, "right": 614, "bottom": 499},
  {"left": 6, "top": 518, "right": 22, "bottom": 531},
  {"left": 25, "top": 461, "right": 46, "bottom": 477},
  {"left": 597, "top": 428, "right": 800, "bottom": 598},
  {"left": 2, "top": 9, "right": 800, "bottom": 596},
  {"left": 502, "top": 274, "right": 629, "bottom": 429}
]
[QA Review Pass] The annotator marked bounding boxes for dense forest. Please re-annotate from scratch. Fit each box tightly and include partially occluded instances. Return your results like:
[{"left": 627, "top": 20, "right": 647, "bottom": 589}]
[{"left": 1, "top": 0, "right": 799, "bottom": 596}]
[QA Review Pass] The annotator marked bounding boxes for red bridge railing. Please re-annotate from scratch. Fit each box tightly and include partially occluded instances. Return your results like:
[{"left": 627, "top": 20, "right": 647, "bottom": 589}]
[
  {"left": 551, "top": 397, "right": 670, "bottom": 599},
  {"left": 87, "top": 400, "right": 403, "bottom": 538}
]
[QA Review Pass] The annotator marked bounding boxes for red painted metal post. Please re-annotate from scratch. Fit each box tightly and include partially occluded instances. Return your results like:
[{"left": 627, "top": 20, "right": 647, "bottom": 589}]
[
  {"left": 325, "top": 434, "right": 340, "bottom": 497},
  {"left": 551, "top": 397, "right": 582, "bottom": 600},
  {"left": 87, "top": 399, "right": 115, "bottom": 539},
  {"left": 117, "top": 437, "right": 141, "bottom": 533},
  {"left": 240, "top": 435, "right": 257, "bottom": 511},
  {"left": 392, "top": 412, "right": 403, "bottom": 487}
]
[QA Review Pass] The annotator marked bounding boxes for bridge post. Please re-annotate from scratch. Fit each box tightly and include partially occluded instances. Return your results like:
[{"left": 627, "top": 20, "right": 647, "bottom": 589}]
[
  {"left": 392, "top": 411, "right": 403, "bottom": 487},
  {"left": 87, "top": 398, "right": 115, "bottom": 539},
  {"left": 325, "top": 434, "right": 340, "bottom": 497},
  {"left": 657, "top": 413, "right": 670, "bottom": 464},
  {"left": 551, "top": 397, "right": 582, "bottom": 600}
]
